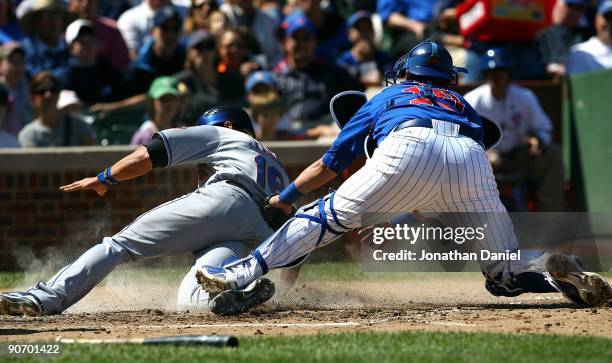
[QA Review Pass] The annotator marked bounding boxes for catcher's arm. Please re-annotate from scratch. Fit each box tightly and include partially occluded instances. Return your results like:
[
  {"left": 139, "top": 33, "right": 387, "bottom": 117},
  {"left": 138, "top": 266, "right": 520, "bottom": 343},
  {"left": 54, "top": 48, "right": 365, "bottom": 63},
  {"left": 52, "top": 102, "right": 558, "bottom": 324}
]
[
  {"left": 268, "top": 158, "right": 337, "bottom": 215},
  {"left": 60, "top": 146, "right": 153, "bottom": 196}
]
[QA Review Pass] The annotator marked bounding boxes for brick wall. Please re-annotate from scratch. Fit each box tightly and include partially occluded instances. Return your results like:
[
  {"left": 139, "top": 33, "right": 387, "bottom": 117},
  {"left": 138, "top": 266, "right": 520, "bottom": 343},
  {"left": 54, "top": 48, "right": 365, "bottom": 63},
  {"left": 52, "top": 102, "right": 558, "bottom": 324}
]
[{"left": 0, "top": 143, "right": 333, "bottom": 270}]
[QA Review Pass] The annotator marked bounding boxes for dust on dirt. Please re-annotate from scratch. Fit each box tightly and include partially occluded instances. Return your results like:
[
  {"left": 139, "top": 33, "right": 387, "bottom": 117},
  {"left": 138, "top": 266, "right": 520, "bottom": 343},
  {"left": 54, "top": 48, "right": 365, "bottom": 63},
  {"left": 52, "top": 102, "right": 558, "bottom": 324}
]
[{"left": 2, "top": 277, "right": 611, "bottom": 341}]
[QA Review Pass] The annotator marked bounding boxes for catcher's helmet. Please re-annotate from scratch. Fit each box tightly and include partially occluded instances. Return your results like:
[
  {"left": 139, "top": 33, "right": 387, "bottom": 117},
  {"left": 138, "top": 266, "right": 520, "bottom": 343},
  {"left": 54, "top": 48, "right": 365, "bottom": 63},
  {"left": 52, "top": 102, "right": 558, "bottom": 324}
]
[
  {"left": 480, "top": 47, "right": 512, "bottom": 71},
  {"left": 385, "top": 40, "right": 467, "bottom": 85},
  {"left": 197, "top": 106, "right": 255, "bottom": 137}
]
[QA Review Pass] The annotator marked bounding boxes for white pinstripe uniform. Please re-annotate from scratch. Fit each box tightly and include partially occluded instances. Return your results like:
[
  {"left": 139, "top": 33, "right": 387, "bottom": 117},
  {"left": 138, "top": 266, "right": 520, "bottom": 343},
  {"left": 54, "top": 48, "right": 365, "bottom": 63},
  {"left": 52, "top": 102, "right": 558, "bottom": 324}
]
[{"left": 221, "top": 105, "right": 553, "bottom": 295}]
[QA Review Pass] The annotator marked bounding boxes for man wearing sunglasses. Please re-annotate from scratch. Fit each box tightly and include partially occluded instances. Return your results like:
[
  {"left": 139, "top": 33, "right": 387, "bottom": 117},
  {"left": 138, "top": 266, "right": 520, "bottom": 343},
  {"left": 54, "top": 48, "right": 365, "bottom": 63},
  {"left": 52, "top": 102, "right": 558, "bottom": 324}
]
[
  {"left": 126, "top": 6, "right": 187, "bottom": 96},
  {"left": 18, "top": 71, "right": 95, "bottom": 147}
]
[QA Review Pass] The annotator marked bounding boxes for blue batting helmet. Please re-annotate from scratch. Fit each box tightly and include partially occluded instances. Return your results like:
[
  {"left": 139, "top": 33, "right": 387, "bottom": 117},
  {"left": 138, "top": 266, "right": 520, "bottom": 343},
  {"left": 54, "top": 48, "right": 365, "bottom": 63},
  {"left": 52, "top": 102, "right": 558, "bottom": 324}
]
[
  {"left": 385, "top": 40, "right": 467, "bottom": 85},
  {"left": 480, "top": 47, "right": 512, "bottom": 71},
  {"left": 197, "top": 106, "right": 255, "bottom": 137}
]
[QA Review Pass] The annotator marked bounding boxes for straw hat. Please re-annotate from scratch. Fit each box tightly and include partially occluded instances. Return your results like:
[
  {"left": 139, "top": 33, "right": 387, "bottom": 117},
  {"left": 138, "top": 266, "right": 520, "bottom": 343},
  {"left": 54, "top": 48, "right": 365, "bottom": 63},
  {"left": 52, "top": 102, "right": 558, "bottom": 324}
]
[{"left": 18, "top": 0, "right": 77, "bottom": 36}]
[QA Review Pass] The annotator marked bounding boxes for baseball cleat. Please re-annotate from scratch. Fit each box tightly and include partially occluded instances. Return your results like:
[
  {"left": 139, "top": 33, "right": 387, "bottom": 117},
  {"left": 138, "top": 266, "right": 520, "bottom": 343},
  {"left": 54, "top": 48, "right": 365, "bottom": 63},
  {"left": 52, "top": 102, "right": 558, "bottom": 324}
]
[
  {"left": 544, "top": 253, "right": 612, "bottom": 307},
  {"left": 0, "top": 292, "right": 44, "bottom": 316},
  {"left": 208, "top": 278, "right": 275, "bottom": 315},
  {"left": 195, "top": 266, "right": 234, "bottom": 294}
]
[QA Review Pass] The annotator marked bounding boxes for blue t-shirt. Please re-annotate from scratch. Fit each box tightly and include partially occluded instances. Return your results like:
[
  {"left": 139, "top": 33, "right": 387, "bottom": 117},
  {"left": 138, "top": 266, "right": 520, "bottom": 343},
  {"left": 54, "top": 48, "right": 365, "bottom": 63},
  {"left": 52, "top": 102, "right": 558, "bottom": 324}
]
[
  {"left": 377, "top": 0, "right": 436, "bottom": 24},
  {"left": 322, "top": 82, "right": 483, "bottom": 174}
]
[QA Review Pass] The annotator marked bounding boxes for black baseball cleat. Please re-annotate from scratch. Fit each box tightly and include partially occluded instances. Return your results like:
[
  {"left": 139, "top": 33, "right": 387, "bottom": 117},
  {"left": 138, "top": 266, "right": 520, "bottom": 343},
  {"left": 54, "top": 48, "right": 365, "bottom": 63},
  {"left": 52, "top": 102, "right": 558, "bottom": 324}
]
[
  {"left": 0, "top": 292, "right": 44, "bottom": 316},
  {"left": 544, "top": 253, "right": 612, "bottom": 307},
  {"left": 208, "top": 277, "right": 275, "bottom": 316}
]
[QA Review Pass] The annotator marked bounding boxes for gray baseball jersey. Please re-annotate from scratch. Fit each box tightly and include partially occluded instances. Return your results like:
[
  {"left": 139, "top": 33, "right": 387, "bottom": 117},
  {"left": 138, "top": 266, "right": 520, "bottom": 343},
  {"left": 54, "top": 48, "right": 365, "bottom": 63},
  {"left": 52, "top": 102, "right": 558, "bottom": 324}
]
[
  {"left": 27, "top": 126, "right": 290, "bottom": 313},
  {"left": 159, "top": 125, "right": 289, "bottom": 200}
]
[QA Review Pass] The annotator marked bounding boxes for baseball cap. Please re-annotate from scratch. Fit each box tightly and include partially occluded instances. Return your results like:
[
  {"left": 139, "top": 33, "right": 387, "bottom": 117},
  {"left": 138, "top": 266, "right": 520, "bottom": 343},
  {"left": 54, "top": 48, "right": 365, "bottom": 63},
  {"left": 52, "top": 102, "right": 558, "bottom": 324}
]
[
  {"left": 153, "top": 6, "right": 183, "bottom": 28},
  {"left": 187, "top": 30, "right": 216, "bottom": 50},
  {"left": 245, "top": 71, "right": 277, "bottom": 93},
  {"left": 0, "top": 42, "right": 25, "bottom": 60},
  {"left": 346, "top": 11, "right": 372, "bottom": 29},
  {"left": 148, "top": 76, "right": 179, "bottom": 99},
  {"left": 599, "top": 0, "right": 612, "bottom": 15},
  {"left": 281, "top": 11, "right": 316, "bottom": 37},
  {"left": 65, "top": 19, "right": 95, "bottom": 45}
]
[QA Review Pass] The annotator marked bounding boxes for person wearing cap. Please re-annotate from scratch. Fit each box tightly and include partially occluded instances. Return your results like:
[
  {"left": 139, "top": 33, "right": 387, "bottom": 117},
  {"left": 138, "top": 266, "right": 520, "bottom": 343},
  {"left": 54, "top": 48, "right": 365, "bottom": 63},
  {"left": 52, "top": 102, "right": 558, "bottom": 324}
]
[
  {"left": 0, "top": 42, "right": 33, "bottom": 135},
  {"left": 0, "top": 84, "right": 20, "bottom": 148},
  {"left": 336, "top": 11, "right": 392, "bottom": 89},
  {"left": 67, "top": 0, "right": 130, "bottom": 71},
  {"left": 60, "top": 19, "right": 127, "bottom": 105},
  {"left": 126, "top": 6, "right": 187, "bottom": 96},
  {"left": 537, "top": 0, "right": 591, "bottom": 78},
  {"left": 130, "top": 76, "right": 181, "bottom": 145},
  {"left": 18, "top": 71, "right": 95, "bottom": 147},
  {"left": 274, "top": 10, "right": 361, "bottom": 126},
  {"left": 285, "top": 0, "right": 349, "bottom": 63},
  {"left": 118, "top": 0, "right": 186, "bottom": 60},
  {"left": 245, "top": 70, "right": 299, "bottom": 141},
  {"left": 567, "top": 0, "right": 612, "bottom": 74},
  {"left": 18, "top": 0, "right": 76, "bottom": 78},
  {"left": 464, "top": 48, "right": 564, "bottom": 212},
  {"left": 174, "top": 30, "right": 219, "bottom": 124},
  {"left": 183, "top": 0, "right": 219, "bottom": 34}
]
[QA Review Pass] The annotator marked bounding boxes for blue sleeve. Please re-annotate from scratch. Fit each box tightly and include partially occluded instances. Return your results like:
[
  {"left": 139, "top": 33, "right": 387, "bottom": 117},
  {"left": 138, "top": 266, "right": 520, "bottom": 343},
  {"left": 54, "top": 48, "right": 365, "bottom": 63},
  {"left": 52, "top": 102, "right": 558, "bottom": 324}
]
[
  {"left": 377, "top": 0, "right": 404, "bottom": 24},
  {"left": 322, "top": 100, "right": 375, "bottom": 174}
]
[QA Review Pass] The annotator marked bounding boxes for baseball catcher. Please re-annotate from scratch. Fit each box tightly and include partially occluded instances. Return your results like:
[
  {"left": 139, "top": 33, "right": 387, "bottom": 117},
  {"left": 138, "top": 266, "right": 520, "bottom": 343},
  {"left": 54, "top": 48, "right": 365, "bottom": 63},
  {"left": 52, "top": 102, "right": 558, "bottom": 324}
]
[{"left": 196, "top": 40, "right": 612, "bottom": 311}]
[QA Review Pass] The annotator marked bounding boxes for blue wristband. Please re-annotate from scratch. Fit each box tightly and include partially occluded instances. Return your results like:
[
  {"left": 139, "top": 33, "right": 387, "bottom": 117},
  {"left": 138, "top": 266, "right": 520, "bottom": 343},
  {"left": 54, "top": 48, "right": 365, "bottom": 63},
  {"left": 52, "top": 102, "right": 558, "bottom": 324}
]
[
  {"left": 105, "top": 167, "right": 118, "bottom": 185},
  {"left": 278, "top": 182, "right": 303, "bottom": 204},
  {"left": 97, "top": 171, "right": 109, "bottom": 186}
]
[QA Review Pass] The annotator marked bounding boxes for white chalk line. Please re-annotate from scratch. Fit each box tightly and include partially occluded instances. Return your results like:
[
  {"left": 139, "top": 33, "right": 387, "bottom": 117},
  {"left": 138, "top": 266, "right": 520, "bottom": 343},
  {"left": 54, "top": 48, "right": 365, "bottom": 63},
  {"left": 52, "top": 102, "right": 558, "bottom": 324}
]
[
  {"left": 430, "top": 321, "right": 483, "bottom": 327},
  {"left": 118, "top": 322, "right": 362, "bottom": 329}
]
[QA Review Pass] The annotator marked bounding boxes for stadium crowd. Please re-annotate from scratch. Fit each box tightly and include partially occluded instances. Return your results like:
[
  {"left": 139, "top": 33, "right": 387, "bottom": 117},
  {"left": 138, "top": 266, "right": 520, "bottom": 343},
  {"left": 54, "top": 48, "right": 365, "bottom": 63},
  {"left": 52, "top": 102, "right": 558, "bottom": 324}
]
[{"left": 0, "top": 0, "right": 610, "bottom": 211}]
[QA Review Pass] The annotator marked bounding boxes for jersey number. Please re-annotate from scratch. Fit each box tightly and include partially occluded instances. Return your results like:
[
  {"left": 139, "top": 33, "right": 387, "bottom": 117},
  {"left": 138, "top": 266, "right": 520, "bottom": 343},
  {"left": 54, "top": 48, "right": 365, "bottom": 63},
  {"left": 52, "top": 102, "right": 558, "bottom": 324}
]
[
  {"left": 255, "top": 155, "right": 285, "bottom": 194},
  {"left": 403, "top": 86, "right": 465, "bottom": 114}
]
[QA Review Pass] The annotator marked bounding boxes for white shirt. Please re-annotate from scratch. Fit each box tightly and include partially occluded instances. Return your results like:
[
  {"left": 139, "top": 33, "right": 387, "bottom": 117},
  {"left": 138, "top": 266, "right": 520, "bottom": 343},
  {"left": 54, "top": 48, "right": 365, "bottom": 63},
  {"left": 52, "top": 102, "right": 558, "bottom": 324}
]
[
  {"left": 0, "top": 130, "right": 21, "bottom": 148},
  {"left": 464, "top": 84, "right": 553, "bottom": 153},
  {"left": 567, "top": 36, "right": 612, "bottom": 75}
]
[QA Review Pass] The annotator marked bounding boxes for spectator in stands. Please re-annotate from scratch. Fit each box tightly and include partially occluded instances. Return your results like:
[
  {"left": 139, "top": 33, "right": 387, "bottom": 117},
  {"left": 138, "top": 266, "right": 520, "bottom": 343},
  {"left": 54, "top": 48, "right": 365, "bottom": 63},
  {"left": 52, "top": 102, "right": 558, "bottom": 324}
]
[
  {"left": 286, "top": 1, "right": 348, "bottom": 62},
  {"left": 567, "top": 0, "right": 612, "bottom": 74},
  {"left": 68, "top": 0, "right": 130, "bottom": 71},
  {"left": 19, "top": 71, "right": 96, "bottom": 147},
  {"left": 18, "top": 0, "right": 75, "bottom": 78},
  {"left": 0, "top": 84, "right": 20, "bottom": 148},
  {"left": 126, "top": 6, "right": 186, "bottom": 96},
  {"left": 245, "top": 70, "right": 301, "bottom": 140},
  {"left": 118, "top": 0, "right": 185, "bottom": 60},
  {"left": 0, "top": 42, "right": 33, "bottom": 135},
  {"left": 0, "top": 0, "right": 25, "bottom": 43},
  {"left": 538, "top": 0, "right": 591, "bottom": 78},
  {"left": 131, "top": 76, "right": 180, "bottom": 145},
  {"left": 215, "top": 28, "right": 259, "bottom": 105},
  {"left": 336, "top": 11, "right": 392, "bottom": 89},
  {"left": 377, "top": 0, "right": 434, "bottom": 57},
  {"left": 220, "top": 0, "right": 282, "bottom": 66},
  {"left": 60, "top": 19, "right": 127, "bottom": 105},
  {"left": 208, "top": 8, "right": 229, "bottom": 38},
  {"left": 464, "top": 48, "right": 565, "bottom": 212},
  {"left": 274, "top": 11, "right": 362, "bottom": 125},
  {"left": 174, "top": 30, "right": 218, "bottom": 125},
  {"left": 183, "top": 0, "right": 219, "bottom": 34}
]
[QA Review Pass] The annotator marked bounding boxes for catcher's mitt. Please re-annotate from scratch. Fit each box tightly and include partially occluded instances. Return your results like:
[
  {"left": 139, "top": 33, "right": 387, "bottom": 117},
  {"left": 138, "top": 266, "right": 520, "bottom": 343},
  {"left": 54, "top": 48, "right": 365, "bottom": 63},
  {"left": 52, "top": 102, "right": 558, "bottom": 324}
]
[{"left": 261, "top": 195, "right": 295, "bottom": 230}]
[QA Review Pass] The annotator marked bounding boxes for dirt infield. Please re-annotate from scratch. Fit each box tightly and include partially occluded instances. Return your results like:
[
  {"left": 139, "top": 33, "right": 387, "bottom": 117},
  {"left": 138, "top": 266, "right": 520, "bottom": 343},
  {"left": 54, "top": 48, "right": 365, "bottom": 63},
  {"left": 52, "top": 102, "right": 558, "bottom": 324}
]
[{"left": 2, "top": 276, "right": 611, "bottom": 341}]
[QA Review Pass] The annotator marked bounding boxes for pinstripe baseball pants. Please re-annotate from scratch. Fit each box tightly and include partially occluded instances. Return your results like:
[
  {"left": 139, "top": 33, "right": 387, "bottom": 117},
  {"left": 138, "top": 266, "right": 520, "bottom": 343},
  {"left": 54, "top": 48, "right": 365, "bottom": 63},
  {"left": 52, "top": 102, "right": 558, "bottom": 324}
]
[{"left": 230, "top": 121, "right": 545, "bottom": 288}]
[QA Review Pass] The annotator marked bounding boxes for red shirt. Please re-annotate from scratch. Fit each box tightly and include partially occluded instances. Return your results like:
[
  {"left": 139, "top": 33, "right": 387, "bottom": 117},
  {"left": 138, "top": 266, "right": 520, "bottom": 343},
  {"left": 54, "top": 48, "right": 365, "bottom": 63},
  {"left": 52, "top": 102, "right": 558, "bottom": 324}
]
[{"left": 94, "top": 17, "right": 130, "bottom": 71}]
